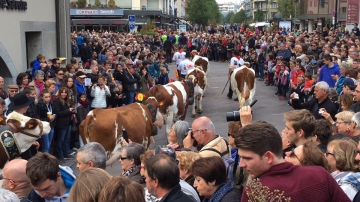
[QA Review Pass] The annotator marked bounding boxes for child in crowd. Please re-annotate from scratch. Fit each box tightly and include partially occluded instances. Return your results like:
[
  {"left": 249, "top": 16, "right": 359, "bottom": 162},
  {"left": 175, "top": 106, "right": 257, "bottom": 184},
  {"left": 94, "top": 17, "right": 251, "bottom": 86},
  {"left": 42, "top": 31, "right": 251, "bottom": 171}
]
[
  {"left": 304, "top": 73, "right": 313, "bottom": 101},
  {"left": 113, "top": 83, "right": 126, "bottom": 106},
  {"left": 291, "top": 63, "right": 305, "bottom": 86},
  {"left": 37, "top": 89, "right": 55, "bottom": 153},
  {"left": 303, "top": 55, "right": 313, "bottom": 70},
  {"left": 265, "top": 54, "right": 275, "bottom": 84},
  {"left": 270, "top": 56, "right": 282, "bottom": 86},
  {"left": 24, "top": 87, "right": 39, "bottom": 119},
  {"left": 158, "top": 67, "right": 169, "bottom": 85},
  {"left": 277, "top": 62, "right": 290, "bottom": 101},
  {"left": 76, "top": 93, "right": 89, "bottom": 146}
]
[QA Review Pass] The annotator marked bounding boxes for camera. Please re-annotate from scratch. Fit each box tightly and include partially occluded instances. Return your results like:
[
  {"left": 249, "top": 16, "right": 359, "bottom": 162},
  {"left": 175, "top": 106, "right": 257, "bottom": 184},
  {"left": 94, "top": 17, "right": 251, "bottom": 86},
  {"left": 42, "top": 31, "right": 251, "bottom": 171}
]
[{"left": 226, "top": 100, "right": 258, "bottom": 122}]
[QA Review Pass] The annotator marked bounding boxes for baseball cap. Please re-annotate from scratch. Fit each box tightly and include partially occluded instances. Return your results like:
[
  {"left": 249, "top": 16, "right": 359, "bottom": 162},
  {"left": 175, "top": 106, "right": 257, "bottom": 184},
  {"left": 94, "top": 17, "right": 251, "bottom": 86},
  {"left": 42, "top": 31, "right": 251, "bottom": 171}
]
[
  {"left": 343, "top": 78, "right": 357, "bottom": 87},
  {"left": 75, "top": 71, "right": 86, "bottom": 78}
]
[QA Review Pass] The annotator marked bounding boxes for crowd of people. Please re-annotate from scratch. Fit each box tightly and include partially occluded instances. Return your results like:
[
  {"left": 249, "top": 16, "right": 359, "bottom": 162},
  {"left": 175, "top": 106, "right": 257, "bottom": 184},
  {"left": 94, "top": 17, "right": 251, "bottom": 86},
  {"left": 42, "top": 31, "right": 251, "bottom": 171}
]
[{"left": 1, "top": 21, "right": 360, "bottom": 202}]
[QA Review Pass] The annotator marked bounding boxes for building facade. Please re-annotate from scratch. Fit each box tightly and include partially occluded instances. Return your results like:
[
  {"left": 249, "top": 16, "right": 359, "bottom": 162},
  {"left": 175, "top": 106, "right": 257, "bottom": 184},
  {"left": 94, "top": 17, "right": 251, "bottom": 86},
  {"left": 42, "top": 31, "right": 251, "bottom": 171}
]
[
  {"left": 297, "top": 0, "right": 347, "bottom": 33},
  {"left": 72, "top": 0, "right": 186, "bottom": 31},
  {"left": 0, "top": 0, "right": 71, "bottom": 86},
  {"left": 252, "top": 0, "right": 277, "bottom": 22}
]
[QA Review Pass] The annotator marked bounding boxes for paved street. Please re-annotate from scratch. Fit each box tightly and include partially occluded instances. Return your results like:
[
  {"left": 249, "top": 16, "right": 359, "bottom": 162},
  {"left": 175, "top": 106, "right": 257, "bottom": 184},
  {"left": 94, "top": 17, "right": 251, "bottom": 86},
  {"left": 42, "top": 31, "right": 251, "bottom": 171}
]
[{"left": 70, "top": 61, "right": 293, "bottom": 175}]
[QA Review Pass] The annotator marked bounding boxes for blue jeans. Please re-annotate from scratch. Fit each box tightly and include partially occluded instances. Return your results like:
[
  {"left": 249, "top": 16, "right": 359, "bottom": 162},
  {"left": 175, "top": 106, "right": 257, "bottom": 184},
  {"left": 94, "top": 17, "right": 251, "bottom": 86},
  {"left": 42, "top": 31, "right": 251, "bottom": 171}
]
[
  {"left": 42, "top": 127, "right": 54, "bottom": 153},
  {"left": 214, "top": 51, "right": 219, "bottom": 61},
  {"left": 127, "top": 91, "right": 135, "bottom": 104},
  {"left": 258, "top": 63, "right": 265, "bottom": 79},
  {"left": 56, "top": 125, "right": 72, "bottom": 159}
]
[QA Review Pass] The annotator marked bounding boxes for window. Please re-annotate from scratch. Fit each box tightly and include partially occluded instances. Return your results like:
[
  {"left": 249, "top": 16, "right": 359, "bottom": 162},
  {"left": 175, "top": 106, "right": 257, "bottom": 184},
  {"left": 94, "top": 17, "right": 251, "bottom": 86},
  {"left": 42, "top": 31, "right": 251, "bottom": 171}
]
[
  {"left": 341, "top": 7, "right": 346, "bottom": 13},
  {"left": 309, "top": 1, "right": 312, "bottom": 6},
  {"left": 271, "top": 2, "right": 277, "bottom": 8}
]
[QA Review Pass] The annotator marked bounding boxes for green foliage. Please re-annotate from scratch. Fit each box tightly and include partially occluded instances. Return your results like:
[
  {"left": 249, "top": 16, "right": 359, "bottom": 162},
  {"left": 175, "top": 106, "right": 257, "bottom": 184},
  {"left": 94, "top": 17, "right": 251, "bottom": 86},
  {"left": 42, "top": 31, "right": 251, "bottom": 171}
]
[
  {"left": 108, "top": 0, "right": 116, "bottom": 7},
  {"left": 77, "top": 0, "right": 86, "bottom": 8},
  {"left": 276, "top": 0, "right": 295, "bottom": 18},
  {"left": 224, "top": 12, "right": 235, "bottom": 24},
  {"left": 186, "top": 0, "right": 222, "bottom": 27},
  {"left": 254, "top": 10, "right": 265, "bottom": 22},
  {"left": 140, "top": 19, "right": 157, "bottom": 35},
  {"left": 230, "top": 10, "right": 247, "bottom": 24},
  {"left": 94, "top": 0, "right": 102, "bottom": 7}
]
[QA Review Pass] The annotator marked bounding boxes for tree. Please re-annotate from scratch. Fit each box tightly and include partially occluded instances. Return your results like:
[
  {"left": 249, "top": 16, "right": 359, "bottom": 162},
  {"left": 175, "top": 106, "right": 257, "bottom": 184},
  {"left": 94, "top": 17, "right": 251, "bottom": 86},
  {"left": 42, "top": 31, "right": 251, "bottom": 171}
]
[
  {"left": 254, "top": 10, "right": 265, "bottom": 22},
  {"left": 108, "top": 0, "right": 116, "bottom": 7},
  {"left": 186, "top": 0, "right": 222, "bottom": 27},
  {"left": 140, "top": 19, "right": 157, "bottom": 35},
  {"left": 94, "top": 0, "right": 102, "bottom": 7},
  {"left": 230, "top": 9, "right": 247, "bottom": 24},
  {"left": 224, "top": 12, "right": 235, "bottom": 24},
  {"left": 77, "top": 0, "right": 86, "bottom": 8},
  {"left": 276, "top": 0, "right": 295, "bottom": 18}
]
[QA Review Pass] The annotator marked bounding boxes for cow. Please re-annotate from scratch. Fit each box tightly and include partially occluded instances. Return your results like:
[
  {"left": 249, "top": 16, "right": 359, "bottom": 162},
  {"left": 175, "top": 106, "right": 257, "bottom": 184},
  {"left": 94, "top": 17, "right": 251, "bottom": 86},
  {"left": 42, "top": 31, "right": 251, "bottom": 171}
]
[
  {"left": 0, "top": 112, "right": 51, "bottom": 186},
  {"left": 192, "top": 55, "right": 210, "bottom": 75},
  {"left": 186, "top": 67, "right": 208, "bottom": 117},
  {"left": 79, "top": 103, "right": 159, "bottom": 166},
  {"left": 231, "top": 65, "right": 256, "bottom": 109},
  {"left": 146, "top": 80, "right": 194, "bottom": 136}
]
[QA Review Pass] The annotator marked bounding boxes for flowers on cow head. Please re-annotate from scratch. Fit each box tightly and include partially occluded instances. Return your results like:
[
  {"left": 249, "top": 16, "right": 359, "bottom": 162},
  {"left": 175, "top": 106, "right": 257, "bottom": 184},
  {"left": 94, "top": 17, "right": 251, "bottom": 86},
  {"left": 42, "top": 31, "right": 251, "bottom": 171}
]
[
  {"left": 229, "top": 65, "right": 237, "bottom": 69},
  {"left": 135, "top": 93, "right": 146, "bottom": 102}
]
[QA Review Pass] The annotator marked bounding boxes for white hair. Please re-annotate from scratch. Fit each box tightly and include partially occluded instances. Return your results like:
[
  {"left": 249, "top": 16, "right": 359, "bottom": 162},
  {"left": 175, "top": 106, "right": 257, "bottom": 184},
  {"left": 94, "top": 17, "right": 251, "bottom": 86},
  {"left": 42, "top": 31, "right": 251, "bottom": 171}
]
[
  {"left": 352, "top": 112, "right": 360, "bottom": 130},
  {"left": 0, "top": 188, "right": 20, "bottom": 202},
  {"left": 315, "top": 81, "right": 330, "bottom": 94}
]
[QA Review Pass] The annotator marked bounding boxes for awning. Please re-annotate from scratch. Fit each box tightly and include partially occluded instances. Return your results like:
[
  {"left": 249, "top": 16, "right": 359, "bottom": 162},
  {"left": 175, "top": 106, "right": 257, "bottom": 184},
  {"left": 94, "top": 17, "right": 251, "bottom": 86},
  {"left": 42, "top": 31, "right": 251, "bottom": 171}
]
[
  {"left": 71, "top": 19, "right": 129, "bottom": 25},
  {"left": 249, "top": 22, "right": 270, "bottom": 27}
]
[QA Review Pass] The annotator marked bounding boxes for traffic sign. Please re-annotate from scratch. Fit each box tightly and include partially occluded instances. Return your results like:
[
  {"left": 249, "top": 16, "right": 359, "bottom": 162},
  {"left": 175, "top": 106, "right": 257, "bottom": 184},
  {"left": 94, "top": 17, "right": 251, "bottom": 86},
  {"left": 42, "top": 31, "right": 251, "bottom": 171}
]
[
  {"left": 129, "top": 24, "right": 135, "bottom": 30},
  {"left": 128, "top": 15, "right": 136, "bottom": 22}
]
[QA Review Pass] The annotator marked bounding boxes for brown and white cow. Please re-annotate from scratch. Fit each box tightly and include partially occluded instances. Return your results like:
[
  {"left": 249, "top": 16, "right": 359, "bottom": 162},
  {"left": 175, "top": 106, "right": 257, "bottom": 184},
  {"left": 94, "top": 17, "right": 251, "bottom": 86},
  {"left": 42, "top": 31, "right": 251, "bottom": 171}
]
[
  {"left": 79, "top": 103, "right": 158, "bottom": 166},
  {"left": 231, "top": 65, "right": 256, "bottom": 108},
  {"left": 0, "top": 112, "right": 51, "bottom": 169},
  {"left": 192, "top": 55, "right": 210, "bottom": 75},
  {"left": 186, "top": 67, "right": 208, "bottom": 117},
  {"left": 146, "top": 80, "right": 194, "bottom": 136}
]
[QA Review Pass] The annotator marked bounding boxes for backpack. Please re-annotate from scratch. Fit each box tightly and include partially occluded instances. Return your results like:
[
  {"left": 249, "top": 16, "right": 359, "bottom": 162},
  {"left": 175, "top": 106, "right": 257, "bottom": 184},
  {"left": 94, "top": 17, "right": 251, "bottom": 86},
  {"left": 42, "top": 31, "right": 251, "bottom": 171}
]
[{"left": 201, "top": 138, "right": 240, "bottom": 182}]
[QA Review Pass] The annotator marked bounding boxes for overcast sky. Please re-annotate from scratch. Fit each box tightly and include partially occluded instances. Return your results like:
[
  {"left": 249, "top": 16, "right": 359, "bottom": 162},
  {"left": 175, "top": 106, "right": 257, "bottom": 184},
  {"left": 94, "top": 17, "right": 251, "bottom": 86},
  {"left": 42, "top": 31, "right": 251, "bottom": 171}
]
[{"left": 216, "top": 0, "right": 242, "bottom": 4}]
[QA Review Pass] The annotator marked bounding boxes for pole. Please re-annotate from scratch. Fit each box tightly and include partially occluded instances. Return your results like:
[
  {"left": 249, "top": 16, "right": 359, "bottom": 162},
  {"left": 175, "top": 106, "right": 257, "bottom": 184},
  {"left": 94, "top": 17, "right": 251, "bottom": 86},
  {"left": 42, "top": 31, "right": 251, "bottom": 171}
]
[
  {"left": 281, "top": 0, "right": 284, "bottom": 19},
  {"left": 334, "top": 0, "right": 338, "bottom": 28},
  {"left": 294, "top": 1, "right": 297, "bottom": 31},
  {"left": 221, "top": 79, "right": 230, "bottom": 94}
]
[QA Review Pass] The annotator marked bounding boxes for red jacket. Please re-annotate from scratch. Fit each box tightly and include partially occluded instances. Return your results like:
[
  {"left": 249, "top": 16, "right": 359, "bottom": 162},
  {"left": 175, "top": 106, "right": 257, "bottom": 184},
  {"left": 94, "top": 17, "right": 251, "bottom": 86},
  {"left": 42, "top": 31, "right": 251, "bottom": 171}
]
[
  {"left": 242, "top": 162, "right": 351, "bottom": 202},
  {"left": 291, "top": 70, "right": 304, "bottom": 84}
]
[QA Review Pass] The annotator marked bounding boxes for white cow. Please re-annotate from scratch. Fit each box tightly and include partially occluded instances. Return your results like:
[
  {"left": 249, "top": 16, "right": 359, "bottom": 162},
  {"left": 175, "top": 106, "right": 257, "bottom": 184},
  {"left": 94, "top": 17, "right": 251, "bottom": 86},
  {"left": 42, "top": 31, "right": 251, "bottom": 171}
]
[
  {"left": 186, "top": 67, "right": 208, "bottom": 117},
  {"left": 231, "top": 66, "right": 256, "bottom": 108},
  {"left": 192, "top": 55, "right": 210, "bottom": 75}
]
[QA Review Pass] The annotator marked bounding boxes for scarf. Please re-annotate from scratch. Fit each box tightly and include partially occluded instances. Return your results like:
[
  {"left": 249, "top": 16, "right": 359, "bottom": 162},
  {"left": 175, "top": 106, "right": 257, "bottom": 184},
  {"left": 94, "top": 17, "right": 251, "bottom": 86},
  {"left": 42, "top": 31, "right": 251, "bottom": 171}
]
[
  {"left": 206, "top": 181, "right": 234, "bottom": 202},
  {"left": 122, "top": 165, "right": 137, "bottom": 177},
  {"left": 34, "top": 80, "right": 44, "bottom": 94},
  {"left": 78, "top": 100, "right": 89, "bottom": 108},
  {"left": 235, "top": 55, "right": 240, "bottom": 60}
]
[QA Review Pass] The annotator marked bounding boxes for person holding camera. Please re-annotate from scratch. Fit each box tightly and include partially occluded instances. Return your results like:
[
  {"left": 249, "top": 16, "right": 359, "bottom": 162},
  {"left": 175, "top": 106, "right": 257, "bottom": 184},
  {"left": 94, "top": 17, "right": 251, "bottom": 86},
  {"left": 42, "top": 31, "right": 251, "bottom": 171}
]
[
  {"left": 291, "top": 81, "right": 337, "bottom": 120},
  {"left": 90, "top": 76, "right": 111, "bottom": 109},
  {"left": 182, "top": 117, "right": 229, "bottom": 158},
  {"left": 53, "top": 86, "right": 76, "bottom": 163}
]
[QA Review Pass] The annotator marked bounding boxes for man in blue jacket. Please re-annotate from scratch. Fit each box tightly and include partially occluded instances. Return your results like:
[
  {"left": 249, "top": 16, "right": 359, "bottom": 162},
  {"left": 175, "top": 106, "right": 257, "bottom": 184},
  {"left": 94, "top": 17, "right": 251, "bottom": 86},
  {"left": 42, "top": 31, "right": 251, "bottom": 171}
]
[
  {"left": 276, "top": 44, "right": 291, "bottom": 62},
  {"left": 21, "top": 153, "right": 76, "bottom": 202},
  {"left": 318, "top": 54, "right": 341, "bottom": 88}
]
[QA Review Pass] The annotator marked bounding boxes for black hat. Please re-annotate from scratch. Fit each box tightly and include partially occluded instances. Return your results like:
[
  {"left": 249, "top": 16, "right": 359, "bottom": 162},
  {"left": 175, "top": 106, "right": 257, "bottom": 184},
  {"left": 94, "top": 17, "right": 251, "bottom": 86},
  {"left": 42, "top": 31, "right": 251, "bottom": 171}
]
[
  {"left": 75, "top": 71, "right": 86, "bottom": 78},
  {"left": 185, "top": 51, "right": 191, "bottom": 58},
  {"left": 8, "top": 92, "right": 35, "bottom": 110}
]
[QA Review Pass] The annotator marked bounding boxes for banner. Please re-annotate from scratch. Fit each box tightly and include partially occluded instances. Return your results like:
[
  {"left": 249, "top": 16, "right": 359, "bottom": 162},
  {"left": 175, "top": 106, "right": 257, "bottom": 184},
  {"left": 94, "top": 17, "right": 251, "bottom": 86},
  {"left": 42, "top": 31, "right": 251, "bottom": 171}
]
[{"left": 347, "top": 0, "right": 359, "bottom": 24}]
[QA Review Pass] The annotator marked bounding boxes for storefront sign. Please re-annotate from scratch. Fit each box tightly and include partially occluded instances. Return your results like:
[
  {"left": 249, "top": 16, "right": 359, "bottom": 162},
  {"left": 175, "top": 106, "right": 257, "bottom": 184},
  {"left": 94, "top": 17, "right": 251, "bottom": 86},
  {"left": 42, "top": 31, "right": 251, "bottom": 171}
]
[
  {"left": 346, "top": 0, "right": 359, "bottom": 24},
  {"left": 0, "top": 0, "right": 27, "bottom": 11},
  {"left": 70, "top": 9, "right": 123, "bottom": 16}
]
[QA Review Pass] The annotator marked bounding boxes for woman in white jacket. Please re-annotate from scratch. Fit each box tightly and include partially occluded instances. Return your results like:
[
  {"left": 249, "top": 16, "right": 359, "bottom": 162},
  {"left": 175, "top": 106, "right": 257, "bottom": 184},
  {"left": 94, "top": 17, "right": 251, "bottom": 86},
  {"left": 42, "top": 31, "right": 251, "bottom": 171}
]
[{"left": 91, "top": 76, "right": 110, "bottom": 109}]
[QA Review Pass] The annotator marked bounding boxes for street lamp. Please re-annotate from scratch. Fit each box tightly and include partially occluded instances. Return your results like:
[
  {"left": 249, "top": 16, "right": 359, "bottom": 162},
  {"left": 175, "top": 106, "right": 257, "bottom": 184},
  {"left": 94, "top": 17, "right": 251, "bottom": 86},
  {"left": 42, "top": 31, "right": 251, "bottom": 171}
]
[{"left": 294, "top": 0, "right": 298, "bottom": 31}]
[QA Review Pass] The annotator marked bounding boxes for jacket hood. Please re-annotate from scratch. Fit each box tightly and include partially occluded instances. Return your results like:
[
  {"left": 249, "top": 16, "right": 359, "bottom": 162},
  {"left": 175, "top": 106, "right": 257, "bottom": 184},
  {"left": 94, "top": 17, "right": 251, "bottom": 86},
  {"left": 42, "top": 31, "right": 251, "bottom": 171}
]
[
  {"left": 327, "top": 62, "right": 339, "bottom": 69},
  {"left": 59, "top": 165, "right": 76, "bottom": 193}
]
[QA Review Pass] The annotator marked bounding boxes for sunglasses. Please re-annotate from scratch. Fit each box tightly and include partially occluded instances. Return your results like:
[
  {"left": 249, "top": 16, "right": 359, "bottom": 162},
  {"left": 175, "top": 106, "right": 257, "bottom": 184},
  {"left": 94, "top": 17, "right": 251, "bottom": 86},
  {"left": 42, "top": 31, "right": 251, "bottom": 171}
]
[
  {"left": 325, "top": 151, "right": 335, "bottom": 157},
  {"left": 119, "top": 156, "right": 127, "bottom": 161},
  {"left": 290, "top": 148, "right": 301, "bottom": 164},
  {"left": 0, "top": 174, "right": 11, "bottom": 181},
  {"left": 189, "top": 128, "right": 208, "bottom": 138},
  {"left": 9, "top": 90, "right": 18, "bottom": 93}
]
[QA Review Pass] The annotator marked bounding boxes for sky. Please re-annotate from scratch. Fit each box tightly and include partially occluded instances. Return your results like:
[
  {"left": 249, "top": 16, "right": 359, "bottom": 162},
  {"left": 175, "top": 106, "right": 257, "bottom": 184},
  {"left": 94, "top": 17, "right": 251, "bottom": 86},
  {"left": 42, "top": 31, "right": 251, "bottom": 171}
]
[{"left": 215, "top": 0, "right": 242, "bottom": 4}]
